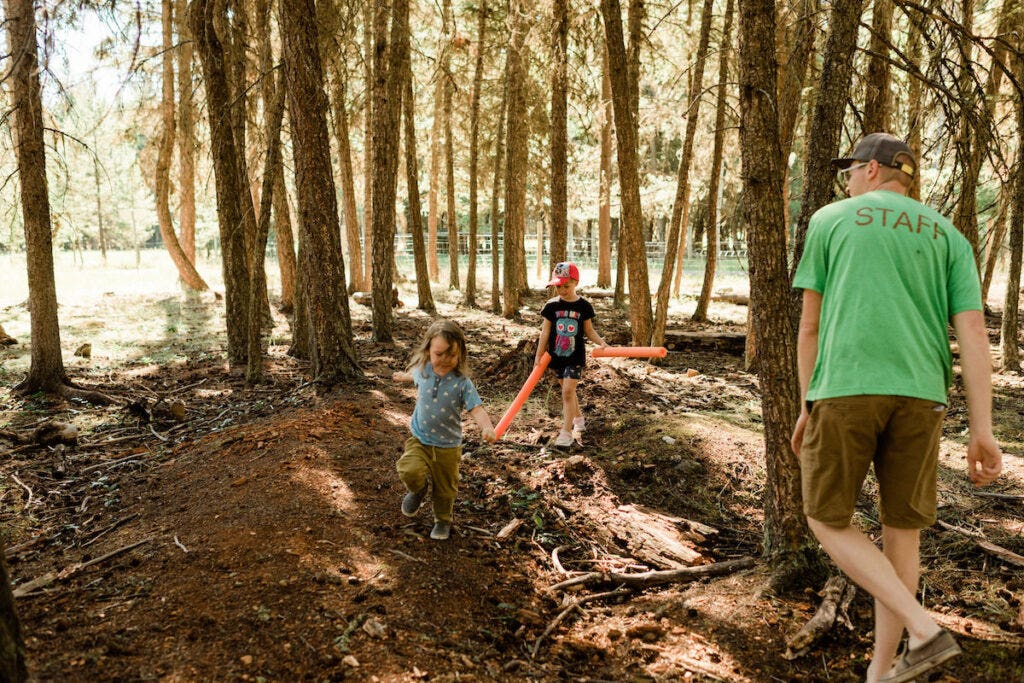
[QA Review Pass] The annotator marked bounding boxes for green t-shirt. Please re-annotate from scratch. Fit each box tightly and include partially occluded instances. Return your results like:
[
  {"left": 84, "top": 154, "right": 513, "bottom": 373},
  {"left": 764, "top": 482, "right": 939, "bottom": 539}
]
[{"left": 793, "top": 190, "right": 982, "bottom": 404}]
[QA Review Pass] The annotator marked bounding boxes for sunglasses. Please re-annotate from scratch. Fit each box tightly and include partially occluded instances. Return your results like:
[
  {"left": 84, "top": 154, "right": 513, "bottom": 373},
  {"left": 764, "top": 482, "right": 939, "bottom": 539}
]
[{"left": 837, "top": 161, "right": 869, "bottom": 178}]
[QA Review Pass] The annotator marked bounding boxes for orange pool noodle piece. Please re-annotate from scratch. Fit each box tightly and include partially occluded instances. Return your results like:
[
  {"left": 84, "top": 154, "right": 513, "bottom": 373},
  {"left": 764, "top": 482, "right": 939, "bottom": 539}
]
[
  {"left": 495, "top": 352, "right": 551, "bottom": 440},
  {"left": 592, "top": 346, "right": 667, "bottom": 358}
]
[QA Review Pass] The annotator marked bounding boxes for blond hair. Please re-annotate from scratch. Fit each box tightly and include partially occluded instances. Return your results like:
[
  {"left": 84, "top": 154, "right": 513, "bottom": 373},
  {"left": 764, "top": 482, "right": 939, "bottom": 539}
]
[{"left": 407, "top": 319, "right": 471, "bottom": 377}]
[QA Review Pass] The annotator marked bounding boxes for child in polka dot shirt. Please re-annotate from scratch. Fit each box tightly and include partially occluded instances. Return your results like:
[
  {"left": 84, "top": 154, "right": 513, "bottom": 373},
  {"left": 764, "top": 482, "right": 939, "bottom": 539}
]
[{"left": 392, "top": 320, "right": 496, "bottom": 540}]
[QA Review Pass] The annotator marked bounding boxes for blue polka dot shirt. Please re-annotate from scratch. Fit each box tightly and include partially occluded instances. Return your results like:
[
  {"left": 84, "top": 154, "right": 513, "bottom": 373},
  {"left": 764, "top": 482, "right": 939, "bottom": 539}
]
[{"left": 409, "top": 363, "right": 483, "bottom": 448}]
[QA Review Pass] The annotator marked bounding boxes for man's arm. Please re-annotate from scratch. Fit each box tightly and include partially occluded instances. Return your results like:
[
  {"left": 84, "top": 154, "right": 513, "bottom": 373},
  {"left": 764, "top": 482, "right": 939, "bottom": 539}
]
[
  {"left": 791, "top": 289, "right": 822, "bottom": 456},
  {"left": 536, "top": 319, "right": 552, "bottom": 365},
  {"left": 469, "top": 405, "right": 497, "bottom": 443},
  {"left": 952, "top": 309, "right": 1002, "bottom": 486}
]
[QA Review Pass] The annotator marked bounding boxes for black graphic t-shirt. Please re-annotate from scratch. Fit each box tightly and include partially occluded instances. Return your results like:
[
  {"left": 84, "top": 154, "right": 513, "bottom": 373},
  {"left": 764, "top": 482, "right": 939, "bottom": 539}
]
[{"left": 541, "top": 297, "right": 596, "bottom": 368}]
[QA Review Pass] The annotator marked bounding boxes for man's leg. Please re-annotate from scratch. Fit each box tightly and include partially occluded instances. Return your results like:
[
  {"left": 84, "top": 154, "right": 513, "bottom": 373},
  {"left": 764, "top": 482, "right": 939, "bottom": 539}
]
[
  {"left": 806, "top": 519, "right": 941, "bottom": 677},
  {"left": 863, "top": 526, "right": 922, "bottom": 682}
]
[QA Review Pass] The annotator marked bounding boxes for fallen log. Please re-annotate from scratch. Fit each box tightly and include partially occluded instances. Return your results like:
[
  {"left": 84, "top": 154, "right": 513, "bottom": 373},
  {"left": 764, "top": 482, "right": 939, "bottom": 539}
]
[
  {"left": 938, "top": 520, "right": 1024, "bottom": 568},
  {"left": 663, "top": 330, "right": 746, "bottom": 355},
  {"left": 783, "top": 575, "right": 856, "bottom": 659},
  {"left": 545, "top": 556, "right": 754, "bottom": 593}
]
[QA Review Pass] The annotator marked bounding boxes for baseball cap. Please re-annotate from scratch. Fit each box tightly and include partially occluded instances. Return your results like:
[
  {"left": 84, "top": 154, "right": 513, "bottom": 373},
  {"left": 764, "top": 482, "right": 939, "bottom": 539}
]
[
  {"left": 547, "top": 262, "right": 580, "bottom": 287},
  {"left": 831, "top": 133, "right": 916, "bottom": 177}
]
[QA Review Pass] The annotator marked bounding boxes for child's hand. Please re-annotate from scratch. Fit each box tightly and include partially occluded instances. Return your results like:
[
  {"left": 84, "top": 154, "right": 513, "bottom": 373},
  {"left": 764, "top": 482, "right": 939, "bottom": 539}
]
[{"left": 482, "top": 428, "right": 497, "bottom": 443}]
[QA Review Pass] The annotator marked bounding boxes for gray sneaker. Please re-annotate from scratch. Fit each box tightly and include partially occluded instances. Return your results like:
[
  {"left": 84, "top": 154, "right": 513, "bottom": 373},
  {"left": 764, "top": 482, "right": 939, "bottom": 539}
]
[
  {"left": 430, "top": 520, "right": 451, "bottom": 540},
  {"left": 879, "top": 629, "right": 961, "bottom": 683},
  {"left": 401, "top": 485, "right": 427, "bottom": 517}
]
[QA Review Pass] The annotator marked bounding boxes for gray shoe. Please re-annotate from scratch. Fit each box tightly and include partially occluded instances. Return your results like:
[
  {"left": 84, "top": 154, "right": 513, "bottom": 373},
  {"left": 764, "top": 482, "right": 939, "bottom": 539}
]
[
  {"left": 430, "top": 520, "right": 451, "bottom": 540},
  {"left": 401, "top": 485, "right": 427, "bottom": 517},
  {"left": 879, "top": 629, "right": 961, "bottom": 683}
]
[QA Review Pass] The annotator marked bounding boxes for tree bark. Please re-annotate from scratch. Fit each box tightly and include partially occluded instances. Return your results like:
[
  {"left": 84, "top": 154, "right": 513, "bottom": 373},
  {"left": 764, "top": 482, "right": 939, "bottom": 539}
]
[
  {"left": 158, "top": 0, "right": 209, "bottom": 292},
  {"left": 7, "top": 0, "right": 68, "bottom": 394},
  {"left": 281, "top": 0, "right": 361, "bottom": 380},
  {"left": 331, "top": 74, "right": 367, "bottom": 293},
  {"left": 951, "top": 0, "right": 981, "bottom": 266},
  {"left": 905, "top": 4, "right": 924, "bottom": 201},
  {"left": 442, "top": 0, "right": 459, "bottom": 290},
  {"left": 982, "top": 193, "right": 1009, "bottom": 307},
  {"left": 191, "top": 0, "right": 252, "bottom": 365},
  {"left": 549, "top": 0, "right": 569, "bottom": 270},
  {"left": 247, "top": 70, "right": 286, "bottom": 383},
  {"left": 465, "top": 1, "right": 487, "bottom": 307},
  {"left": 371, "top": 0, "right": 409, "bottom": 340},
  {"left": 692, "top": 0, "right": 734, "bottom": 322},
  {"left": 428, "top": 57, "right": 443, "bottom": 281},
  {"left": 653, "top": 0, "right": 714, "bottom": 343},
  {"left": 601, "top": 0, "right": 653, "bottom": 344},
  {"left": 862, "top": 0, "right": 893, "bottom": 132},
  {"left": 489, "top": 74, "right": 508, "bottom": 315},
  {"left": 738, "top": 0, "right": 819, "bottom": 588},
  {"left": 176, "top": 0, "right": 198, "bottom": 264},
  {"left": 502, "top": 0, "right": 530, "bottom": 318},
  {"left": 404, "top": 57, "right": 437, "bottom": 313},
  {"left": 362, "top": 3, "right": 375, "bottom": 287},
  {"left": 598, "top": 46, "right": 613, "bottom": 289},
  {"left": 0, "top": 549, "right": 26, "bottom": 683},
  {"left": 1000, "top": 42, "right": 1024, "bottom": 371}
]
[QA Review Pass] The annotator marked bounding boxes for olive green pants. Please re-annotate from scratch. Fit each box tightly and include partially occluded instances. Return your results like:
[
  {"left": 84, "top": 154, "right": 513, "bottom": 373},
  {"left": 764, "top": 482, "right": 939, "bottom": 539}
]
[{"left": 396, "top": 436, "right": 461, "bottom": 523}]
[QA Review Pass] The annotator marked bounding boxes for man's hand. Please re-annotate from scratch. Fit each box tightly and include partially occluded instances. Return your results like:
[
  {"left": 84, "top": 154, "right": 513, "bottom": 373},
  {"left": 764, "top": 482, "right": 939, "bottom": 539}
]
[
  {"left": 791, "top": 410, "right": 809, "bottom": 456},
  {"left": 482, "top": 428, "right": 497, "bottom": 444},
  {"left": 967, "top": 433, "right": 1002, "bottom": 486}
]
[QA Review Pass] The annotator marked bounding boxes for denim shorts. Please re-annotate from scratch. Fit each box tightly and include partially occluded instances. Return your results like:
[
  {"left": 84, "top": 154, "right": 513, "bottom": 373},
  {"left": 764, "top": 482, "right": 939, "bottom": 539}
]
[{"left": 548, "top": 364, "right": 583, "bottom": 380}]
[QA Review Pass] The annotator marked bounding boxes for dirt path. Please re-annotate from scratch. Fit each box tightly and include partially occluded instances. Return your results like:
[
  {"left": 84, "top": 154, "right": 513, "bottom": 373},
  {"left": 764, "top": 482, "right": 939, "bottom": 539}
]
[{"left": 3, "top": 293, "right": 1023, "bottom": 682}]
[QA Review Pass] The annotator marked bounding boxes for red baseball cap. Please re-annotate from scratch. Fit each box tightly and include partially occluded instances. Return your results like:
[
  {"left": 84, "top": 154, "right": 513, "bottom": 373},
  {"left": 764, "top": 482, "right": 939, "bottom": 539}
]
[{"left": 547, "top": 262, "right": 580, "bottom": 287}]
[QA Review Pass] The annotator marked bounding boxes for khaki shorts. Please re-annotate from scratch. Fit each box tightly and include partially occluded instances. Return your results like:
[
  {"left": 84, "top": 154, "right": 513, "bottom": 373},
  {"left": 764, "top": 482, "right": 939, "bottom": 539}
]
[{"left": 800, "top": 395, "right": 946, "bottom": 529}]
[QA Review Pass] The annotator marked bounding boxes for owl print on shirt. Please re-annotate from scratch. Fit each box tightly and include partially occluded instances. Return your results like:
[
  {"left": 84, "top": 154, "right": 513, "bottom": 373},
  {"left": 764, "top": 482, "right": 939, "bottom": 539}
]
[{"left": 553, "top": 310, "right": 581, "bottom": 358}]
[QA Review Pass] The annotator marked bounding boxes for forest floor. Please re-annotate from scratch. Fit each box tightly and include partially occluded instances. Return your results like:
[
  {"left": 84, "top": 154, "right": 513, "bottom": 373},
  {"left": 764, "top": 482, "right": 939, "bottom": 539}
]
[{"left": 1, "top": 267, "right": 1023, "bottom": 682}]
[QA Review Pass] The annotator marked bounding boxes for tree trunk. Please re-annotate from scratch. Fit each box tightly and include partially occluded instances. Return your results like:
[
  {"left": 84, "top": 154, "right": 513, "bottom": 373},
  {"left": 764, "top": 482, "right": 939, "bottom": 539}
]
[
  {"left": 428, "top": 60, "right": 443, "bottom": 281},
  {"left": 371, "top": 0, "right": 409, "bottom": 340},
  {"left": 362, "top": 3, "right": 375, "bottom": 288},
  {"left": 952, "top": 0, "right": 981, "bottom": 267},
  {"left": 443, "top": 0, "right": 459, "bottom": 290},
  {"left": 1001, "top": 44, "right": 1024, "bottom": 371},
  {"left": 176, "top": 0, "right": 197, "bottom": 264},
  {"left": 7, "top": 0, "right": 68, "bottom": 394},
  {"left": 598, "top": 46, "right": 613, "bottom": 289},
  {"left": 0, "top": 550, "right": 26, "bottom": 683},
  {"left": 692, "top": 0, "right": 734, "bottom": 322},
  {"left": 549, "top": 0, "right": 569, "bottom": 269},
  {"left": 653, "top": 0, "right": 714, "bottom": 343},
  {"left": 738, "top": 0, "right": 819, "bottom": 588},
  {"left": 982, "top": 193, "right": 1009, "bottom": 308},
  {"left": 502, "top": 0, "right": 530, "bottom": 318},
  {"left": 247, "top": 71, "right": 286, "bottom": 384},
  {"left": 158, "top": 0, "right": 209, "bottom": 292},
  {"left": 601, "top": 0, "right": 654, "bottom": 344},
  {"left": 404, "top": 56, "right": 437, "bottom": 313},
  {"left": 905, "top": 6, "right": 923, "bottom": 201},
  {"left": 490, "top": 75, "right": 508, "bottom": 315},
  {"left": 465, "top": 1, "right": 487, "bottom": 307},
  {"left": 281, "top": 0, "right": 361, "bottom": 381},
  {"left": 289, "top": 234, "right": 312, "bottom": 359},
  {"left": 331, "top": 74, "right": 367, "bottom": 293},
  {"left": 862, "top": 0, "right": 893, "bottom": 133},
  {"left": 191, "top": 0, "right": 252, "bottom": 365}
]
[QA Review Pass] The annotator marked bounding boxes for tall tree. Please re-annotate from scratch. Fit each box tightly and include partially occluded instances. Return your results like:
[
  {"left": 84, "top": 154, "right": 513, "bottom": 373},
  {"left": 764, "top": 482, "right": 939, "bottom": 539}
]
[
  {"left": 738, "top": 0, "right": 820, "bottom": 588},
  {"left": 158, "top": 0, "right": 209, "bottom": 291},
  {"left": 862, "top": 0, "right": 893, "bottom": 132},
  {"left": 428, "top": 41, "right": 444, "bottom": 281},
  {"left": 465, "top": 1, "right": 488, "bottom": 307},
  {"left": 332, "top": 74, "right": 367, "bottom": 293},
  {"left": 904, "top": 4, "right": 924, "bottom": 201},
  {"left": 404, "top": 56, "right": 437, "bottom": 313},
  {"left": 370, "top": 0, "right": 409, "bottom": 339},
  {"left": 362, "top": 3, "right": 375, "bottom": 287},
  {"left": 598, "top": 46, "right": 613, "bottom": 289},
  {"left": 692, "top": 0, "right": 734, "bottom": 322},
  {"left": 1001, "top": 35, "right": 1024, "bottom": 371},
  {"left": 281, "top": 0, "right": 361, "bottom": 380},
  {"left": 192, "top": 0, "right": 252, "bottom": 365},
  {"left": 489, "top": 76, "right": 508, "bottom": 315},
  {"left": 601, "top": 0, "right": 653, "bottom": 344},
  {"left": 0, "top": 550, "right": 26, "bottom": 683},
  {"left": 951, "top": 0, "right": 981, "bottom": 265},
  {"left": 653, "top": 0, "right": 714, "bottom": 344},
  {"left": 176, "top": 0, "right": 198, "bottom": 264},
  {"left": 549, "top": 0, "right": 569, "bottom": 269},
  {"left": 502, "top": 0, "right": 530, "bottom": 318},
  {"left": 247, "top": 70, "right": 286, "bottom": 384},
  {"left": 443, "top": 0, "right": 460, "bottom": 290}
]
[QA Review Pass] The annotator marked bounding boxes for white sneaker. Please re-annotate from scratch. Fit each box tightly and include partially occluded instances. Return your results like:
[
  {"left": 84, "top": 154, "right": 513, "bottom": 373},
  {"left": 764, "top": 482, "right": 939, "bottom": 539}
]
[
  {"left": 572, "top": 416, "right": 585, "bottom": 432},
  {"left": 553, "top": 430, "right": 574, "bottom": 448}
]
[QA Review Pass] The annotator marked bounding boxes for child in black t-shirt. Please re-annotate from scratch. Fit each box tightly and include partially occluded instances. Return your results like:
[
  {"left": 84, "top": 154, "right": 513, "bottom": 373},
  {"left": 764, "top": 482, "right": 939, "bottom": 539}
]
[{"left": 534, "top": 262, "right": 607, "bottom": 448}]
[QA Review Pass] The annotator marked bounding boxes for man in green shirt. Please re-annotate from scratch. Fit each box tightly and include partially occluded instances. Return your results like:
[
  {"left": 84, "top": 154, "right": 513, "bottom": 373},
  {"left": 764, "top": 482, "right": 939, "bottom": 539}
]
[{"left": 791, "top": 133, "right": 1002, "bottom": 683}]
